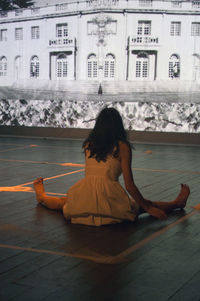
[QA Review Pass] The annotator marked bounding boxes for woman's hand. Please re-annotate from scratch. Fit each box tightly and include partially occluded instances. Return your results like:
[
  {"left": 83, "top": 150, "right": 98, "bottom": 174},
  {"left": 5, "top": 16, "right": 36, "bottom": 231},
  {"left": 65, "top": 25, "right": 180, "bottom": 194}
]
[
  {"left": 119, "top": 142, "right": 168, "bottom": 221},
  {"left": 143, "top": 202, "right": 168, "bottom": 220}
]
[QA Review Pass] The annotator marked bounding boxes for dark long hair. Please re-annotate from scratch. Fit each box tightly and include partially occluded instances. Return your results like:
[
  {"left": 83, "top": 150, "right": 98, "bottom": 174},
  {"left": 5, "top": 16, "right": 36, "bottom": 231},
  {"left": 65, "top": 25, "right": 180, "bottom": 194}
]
[{"left": 83, "top": 107, "right": 130, "bottom": 162}]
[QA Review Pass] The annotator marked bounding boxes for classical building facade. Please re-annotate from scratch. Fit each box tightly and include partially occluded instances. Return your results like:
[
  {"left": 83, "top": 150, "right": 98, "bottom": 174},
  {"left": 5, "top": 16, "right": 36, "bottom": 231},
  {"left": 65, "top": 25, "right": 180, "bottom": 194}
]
[{"left": 1, "top": 0, "right": 200, "bottom": 93}]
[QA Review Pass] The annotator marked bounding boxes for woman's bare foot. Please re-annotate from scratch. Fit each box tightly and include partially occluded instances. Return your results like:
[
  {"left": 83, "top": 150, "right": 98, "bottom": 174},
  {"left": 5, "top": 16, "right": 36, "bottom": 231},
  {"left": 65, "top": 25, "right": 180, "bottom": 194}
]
[
  {"left": 174, "top": 184, "right": 190, "bottom": 209},
  {"left": 33, "top": 177, "right": 45, "bottom": 203}
]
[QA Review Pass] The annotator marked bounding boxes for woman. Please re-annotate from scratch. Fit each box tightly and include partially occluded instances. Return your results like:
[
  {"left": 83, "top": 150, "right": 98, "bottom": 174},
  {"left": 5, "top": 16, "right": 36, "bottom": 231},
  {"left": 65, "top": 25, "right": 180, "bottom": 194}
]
[{"left": 34, "top": 108, "right": 190, "bottom": 226}]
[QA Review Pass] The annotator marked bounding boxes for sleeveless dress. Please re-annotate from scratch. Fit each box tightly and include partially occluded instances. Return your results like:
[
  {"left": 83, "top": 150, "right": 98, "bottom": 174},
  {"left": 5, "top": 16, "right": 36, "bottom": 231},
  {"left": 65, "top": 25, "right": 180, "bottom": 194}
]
[{"left": 62, "top": 151, "right": 138, "bottom": 226}]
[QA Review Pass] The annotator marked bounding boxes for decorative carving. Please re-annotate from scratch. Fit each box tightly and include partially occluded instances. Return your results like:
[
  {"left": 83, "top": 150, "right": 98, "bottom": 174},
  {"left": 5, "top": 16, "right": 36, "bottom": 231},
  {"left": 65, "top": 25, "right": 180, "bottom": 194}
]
[{"left": 89, "top": 13, "right": 116, "bottom": 46}]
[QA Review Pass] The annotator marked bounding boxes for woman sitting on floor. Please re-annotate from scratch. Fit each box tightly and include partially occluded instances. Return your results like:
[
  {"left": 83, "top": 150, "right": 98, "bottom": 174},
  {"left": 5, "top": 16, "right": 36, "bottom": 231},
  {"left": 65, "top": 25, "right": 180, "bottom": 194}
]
[{"left": 33, "top": 107, "right": 190, "bottom": 226}]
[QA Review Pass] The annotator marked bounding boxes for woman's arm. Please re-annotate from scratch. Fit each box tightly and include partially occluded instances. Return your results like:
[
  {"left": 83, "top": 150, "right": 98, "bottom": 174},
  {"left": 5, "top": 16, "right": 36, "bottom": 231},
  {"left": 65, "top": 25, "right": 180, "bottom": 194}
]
[{"left": 119, "top": 142, "right": 167, "bottom": 220}]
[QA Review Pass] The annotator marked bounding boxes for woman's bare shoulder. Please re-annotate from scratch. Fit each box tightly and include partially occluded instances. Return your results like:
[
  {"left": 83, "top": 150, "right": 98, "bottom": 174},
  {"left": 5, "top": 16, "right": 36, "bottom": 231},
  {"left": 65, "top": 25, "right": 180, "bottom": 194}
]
[
  {"left": 118, "top": 141, "right": 131, "bottom": 161},
  {"left": 119, "top": 141, "right": 131, "bottom": 151}
]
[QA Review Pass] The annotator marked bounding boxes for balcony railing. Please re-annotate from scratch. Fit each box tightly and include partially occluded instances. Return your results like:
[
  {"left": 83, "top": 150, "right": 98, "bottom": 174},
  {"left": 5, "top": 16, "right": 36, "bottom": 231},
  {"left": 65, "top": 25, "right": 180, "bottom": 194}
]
[
  {"left": 49, "top": 38, "right": 74, "bottom": 46},
  {"left": 87, "top": 0, "right": 119, "bottom": 8},
  {"left": 55, "top": 3, "right": 68, "bottom": 11},
  {"left": 131, "top": 36, "right": 159, "bottom": 44},
  {"left": 138, "top": 0, "right": 153, "bottom": 7},
  {"left": 192, "top": 1, "right": 200, "bottom": 8},
  {"left": 1, "top": 0, "right": 200, "bottom": 21}
]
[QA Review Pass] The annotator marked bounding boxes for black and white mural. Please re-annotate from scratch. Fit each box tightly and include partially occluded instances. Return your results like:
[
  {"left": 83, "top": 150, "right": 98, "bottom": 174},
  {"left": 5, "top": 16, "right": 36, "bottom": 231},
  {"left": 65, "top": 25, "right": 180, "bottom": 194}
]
[{"left": 1, "top": 99, "right": 200, "bottom": 133}]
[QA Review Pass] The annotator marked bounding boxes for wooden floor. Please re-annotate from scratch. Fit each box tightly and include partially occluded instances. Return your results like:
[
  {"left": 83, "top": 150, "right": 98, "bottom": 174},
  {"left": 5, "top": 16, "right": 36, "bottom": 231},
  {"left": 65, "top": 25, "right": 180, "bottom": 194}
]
[{"left": 0, "top": 136, "right": 200, "bottom": 301}]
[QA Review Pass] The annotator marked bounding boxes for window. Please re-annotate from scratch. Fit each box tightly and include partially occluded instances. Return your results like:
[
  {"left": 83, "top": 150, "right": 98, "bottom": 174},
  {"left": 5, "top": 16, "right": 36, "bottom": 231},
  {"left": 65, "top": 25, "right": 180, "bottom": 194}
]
[
  {"left": 136, "top": 52, "right": 149, "bottom": 78},
  {"left": 30, "top": 56, "right": 39, "bottom": 78},
  {"left": 31, "top": 26, "right": 40, "bottom": 39},
  {"left": 56, "top": 54, "right": 68, "bottom": 78},
  {"left": 0, "top": 29, "right": 7, "bottom": 41},
  {"left": 31, "top": 8, "right": 40, "bottom": 15},
  {"left": 56, "top": 24, "right": 68, "bottom": 38},
  {"left": 191, "top": 22, "right": 200, "bottom": 36},
  {"left": 15, "top": 9, "right": 23, "bottom": 16},
  {"left": 170, "top": 22, "right": 181, "bottom": 36},
  {"left": 171, "top": 1, "right": 182, "bottom": 7},
  {"left": 192, "top": 1, "right": 200, "bottom": 8},
  {"left": 87, "top": 54, "right": 98, "bottom": 78},
  {"left": 15, "top": 28, "right": 23, "bottom": 40},
  {"left": 139, "top": 0, "right": 152, "bottom": 7},
  {"left": 137, "top": 21, "right": 151, "bottom": 36},
  {"left": 104, "top": 54, "right": 115, "bottom": 78},
  {"left": 169, "top": 54, "right": 180, "bottom": 78},
  {"left": 0, "top": 56, "right": 7, "bottom": 76}
]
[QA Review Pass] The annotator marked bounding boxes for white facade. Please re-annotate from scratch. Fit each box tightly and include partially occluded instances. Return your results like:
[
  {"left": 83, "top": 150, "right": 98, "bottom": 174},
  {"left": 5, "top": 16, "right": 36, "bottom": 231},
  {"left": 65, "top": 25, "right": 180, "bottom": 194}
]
[{"left": 1, "top": 0, "right": 200, "bottom": 93}]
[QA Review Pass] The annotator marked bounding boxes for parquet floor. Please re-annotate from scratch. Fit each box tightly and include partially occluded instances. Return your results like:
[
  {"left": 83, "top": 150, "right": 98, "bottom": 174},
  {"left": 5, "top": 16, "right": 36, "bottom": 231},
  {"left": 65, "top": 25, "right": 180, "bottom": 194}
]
[{"left": 0, "top": 136, "right": 200, "bottom": 301}]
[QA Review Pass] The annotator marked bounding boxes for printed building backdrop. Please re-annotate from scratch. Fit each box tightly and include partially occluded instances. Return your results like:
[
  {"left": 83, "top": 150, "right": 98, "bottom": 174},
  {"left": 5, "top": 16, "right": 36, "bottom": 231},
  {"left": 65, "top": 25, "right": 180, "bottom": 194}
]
[{"left": 0, "top": 0, "right": 200, "bottom": 133}]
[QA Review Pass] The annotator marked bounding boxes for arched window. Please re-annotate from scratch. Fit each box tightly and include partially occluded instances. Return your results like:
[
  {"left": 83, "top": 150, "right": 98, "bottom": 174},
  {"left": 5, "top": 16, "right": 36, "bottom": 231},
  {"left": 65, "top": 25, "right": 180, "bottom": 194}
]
[
  {"left": 0, "top": 56, "right": 7, "bottom": 76},
  {"left": 87, "top": 54, "right": 98, "bottom": 79},
  {"left": 14, "top": 56, "right": 22, "bottom": 80},
  {"left": 104, "top": 53, "right": 115, "bottom": 79},
  {"left": 169, "top": 54, "right": 180, "bottom": 78},
  {"left": 192, "top": 53, "right": 200, "bottom": 80},
  {"left": 56, "top": 53, "right": 68, "bottom": 78},
  {"left": 136, "top": 52, "right": 149, "bottom": 78},
  {"left": 30, "top": 55, "right": 39, "bottom": 78}
]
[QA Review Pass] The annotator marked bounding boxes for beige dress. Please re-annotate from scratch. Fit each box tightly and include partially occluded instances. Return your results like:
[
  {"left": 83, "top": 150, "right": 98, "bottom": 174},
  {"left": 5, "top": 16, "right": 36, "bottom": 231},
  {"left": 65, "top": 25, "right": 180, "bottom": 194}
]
[{"left": 63, "top": 151, "right": 138, "bottom": 226}]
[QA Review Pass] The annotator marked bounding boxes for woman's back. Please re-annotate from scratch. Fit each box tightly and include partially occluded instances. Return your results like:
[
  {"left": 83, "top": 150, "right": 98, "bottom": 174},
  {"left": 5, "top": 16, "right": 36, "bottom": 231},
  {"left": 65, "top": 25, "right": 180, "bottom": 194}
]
[
  {"left": 85, "top": 150, "right": 122, "bottom": 182},
  {"left": 63, "top": 151, "right": 137, "bottom": 226}
]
